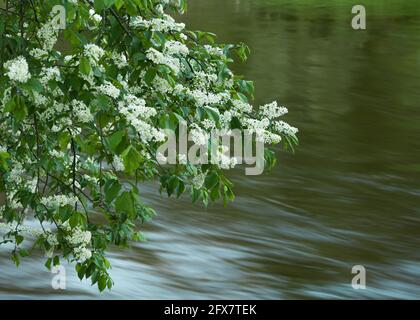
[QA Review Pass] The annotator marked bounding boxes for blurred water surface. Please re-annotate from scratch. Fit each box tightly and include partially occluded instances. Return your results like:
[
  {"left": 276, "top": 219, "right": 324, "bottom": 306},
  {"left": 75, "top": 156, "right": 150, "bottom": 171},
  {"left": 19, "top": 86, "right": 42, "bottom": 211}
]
[{"left": 1, "top": 0, "right": 420, "bottom": 299}]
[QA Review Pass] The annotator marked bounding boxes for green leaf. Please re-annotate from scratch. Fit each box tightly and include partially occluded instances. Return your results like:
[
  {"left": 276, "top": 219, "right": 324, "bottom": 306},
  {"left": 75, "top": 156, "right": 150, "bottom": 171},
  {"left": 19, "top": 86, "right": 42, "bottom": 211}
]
[
  {"left": 79, "top": 57, "right": 92, "bottom": 75},
  {"left": 59, "top": 206, "right": 73, "bottom": 222},
  {"left": 45, "top": 258, "right": 52, "bottom": 270},
  {"left": 12, "top": 252, "right": 20, "bottom": 267},
  {"left": 0, "top": 151, "right": 10, "bottom": 171},
  {"left": 15, "top": 234, "right": 24, "bottom": 245},
  {"left": 19, "top": 249, "right": 29, "bottom": 257},
  {"left": 121, "top": 145, "right": 142, "bottom": 174},
  {"left": 98, "top": 275, "right": 107, "bottom": 292},
  {"left": 21, "top": 78, "right": 44, "bottom": 93},
  {"left": 69, "top": 212, "right": 80, "bottom": 228},
  {"left": 53, "top": 256, "right": 60, "bottom": 266},
  {"left": 94, "top": 0, "right": 116, "bottom": 11},
  {"left": 166, "top": 176, "right": 179, "bottom": 197},
  {"left": 76, "top": 263, "right": 86, "bottom": 280},
  {"left": 104, "top": 179, "right": 122, "bottom": 204},
  {"left": 205, "top": 172, "right": 219, "bottom": 190},
  {"left": 144, "top": 68, "right": 157, "bottom": 85},
  {"left": 115, "top": 191, "right": 135, "bottom": 217},
  {"left": 4, "top": 95, "right": 27, "bottom": 122},
  {"left": 106, "top": 130, "right": 125, "bottom": 153}
]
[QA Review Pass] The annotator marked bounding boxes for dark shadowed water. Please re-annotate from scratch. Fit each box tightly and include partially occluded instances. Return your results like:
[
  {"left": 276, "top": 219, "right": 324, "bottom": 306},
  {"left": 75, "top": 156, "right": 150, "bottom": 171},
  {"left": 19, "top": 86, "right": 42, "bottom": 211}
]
[{"left": 1, "top": 0, "right": 420, "bottom": 299}]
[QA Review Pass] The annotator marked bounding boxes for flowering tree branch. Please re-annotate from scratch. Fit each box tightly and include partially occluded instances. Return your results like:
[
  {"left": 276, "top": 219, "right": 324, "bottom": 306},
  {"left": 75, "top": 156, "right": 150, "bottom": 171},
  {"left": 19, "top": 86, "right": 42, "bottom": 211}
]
[{"left": 0, "top": 0, "right": 298, "bottom": 292}]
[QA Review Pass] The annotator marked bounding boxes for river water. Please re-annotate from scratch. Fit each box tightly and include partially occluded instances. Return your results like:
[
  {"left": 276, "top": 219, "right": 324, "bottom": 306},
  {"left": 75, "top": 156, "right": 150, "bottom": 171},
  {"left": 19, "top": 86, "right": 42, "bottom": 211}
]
[{"left": 1, "top": 0, "right": 420, "bottom": 299}]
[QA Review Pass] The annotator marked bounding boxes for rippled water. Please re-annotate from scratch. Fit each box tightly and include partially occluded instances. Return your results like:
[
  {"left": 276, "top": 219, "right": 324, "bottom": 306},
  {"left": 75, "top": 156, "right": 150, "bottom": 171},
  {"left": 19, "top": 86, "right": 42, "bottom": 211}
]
[{"left": 2, "top": 0, "right": 420, "bottom": 299}]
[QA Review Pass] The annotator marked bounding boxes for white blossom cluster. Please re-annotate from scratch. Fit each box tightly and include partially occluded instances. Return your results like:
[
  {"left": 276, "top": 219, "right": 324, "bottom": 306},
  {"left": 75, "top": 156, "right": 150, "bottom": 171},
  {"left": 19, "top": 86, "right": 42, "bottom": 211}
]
[
  {"left": 111, "top": 51, "right": 128, "bottom": 68},
  {"left": 84, "top": 43, "right": 105, "bottom": 64},
  {"left": 112, "top": 155, "right": 125, "bottom": 171},
  {"left": 146, "top": 48, "right": 181, "bottom": 74},
  {"left": 190, "top": 126, "right": 209, "bottom": 146},
  {"left": 130, "top": 14, "right": 185, "bottom": 33},
  {"left": 89, "top": 9, "right": 102, "bottom": 24},
  {"left": 4, "top": 56, "right": 31, "bottom": 83},
  {"left": 260, "top": 101, "right": 288, "bottom": 119},
  {"left": 97, "top": 81, "right": 121, "bottom": 99},
  {"left": 40, "top": 195, "right": 78, "bottom": 209},
  {"left": 164, "top": 40, "right": 189, "bottom": 56},
  {"left": 0, "top": 3, "right": 298, "bottom": 283},
  {"left": 204, "top": 45, "right": 225, "bottom": 57},
  {"left": 191, "top": 172, "right": 207, "bottom": 189},
  {"left": 116, "top": 94, "right": 165, "bottom": 142},
  {"left": 274, "top": 120, "right": 299, "bottom": 136},
  {"left": 0, "top": 221, "right": 91, "bottom": 262},
  {"left": 37, "top": 19, "right": 60, "bottom": 51},
  {"left": 65, "top": 227, "right": 92, "bottom": 262},
  {"left": 190, "top": 90, "right": 229, "bottom": 107},
  {"left": 72, "top": 100, "right": 94, "bottom": 123},
  {"left": 39, "top": 66, "right": 61, "bottom": 85},
  {"left": 215, "top": 146, "right": 238, "bottom": 169}
]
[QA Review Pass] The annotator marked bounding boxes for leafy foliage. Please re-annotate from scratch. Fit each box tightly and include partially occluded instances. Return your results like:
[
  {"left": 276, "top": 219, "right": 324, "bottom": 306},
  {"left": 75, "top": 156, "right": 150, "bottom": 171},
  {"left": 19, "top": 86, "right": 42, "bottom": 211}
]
[{"left": 0, "top": 0, "right": 298, "bottom": 291}]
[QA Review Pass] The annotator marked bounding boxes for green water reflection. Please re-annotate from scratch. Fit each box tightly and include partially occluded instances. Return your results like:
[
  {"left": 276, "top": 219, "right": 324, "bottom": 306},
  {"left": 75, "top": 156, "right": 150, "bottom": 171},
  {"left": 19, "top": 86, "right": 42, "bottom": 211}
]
[{"left": 1, "top": 0, "right": 420, "bottom": 299}]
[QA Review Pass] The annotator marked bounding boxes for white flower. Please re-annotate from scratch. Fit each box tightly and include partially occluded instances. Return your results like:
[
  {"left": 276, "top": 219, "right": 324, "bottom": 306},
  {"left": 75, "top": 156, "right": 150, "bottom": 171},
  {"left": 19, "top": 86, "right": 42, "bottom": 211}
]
[
  {"left": 29, "top": 48, "right": 47, "bottom": 60},
  {"left": 274, "top": 120, "right": 299, "bottom": 136},
  {"left": 45, "top": 232, "right": 59, "bottom": 246},
  {"left": 66, "top": 228, "right": 92, "bottom": 262},
  {"left": 193, "top": 71, "right": 218, "bottom": 89},
  {"left": 130, "top": 14, "right": 185, "bottom": 33},
  {"left": 190, "top": 90, "right": 228, "bottom": 107},
  {"left": 4, "top": 56, "right": 31, "bottom": 83},
  {"left": 64, "top": 55, "right": 74, "bottom": 64},
  {"left": 27, "top": 178, "right": 38, "bottom": 193},
  {"left": 260, "top": 101, "right": 288, "bottom": 119},
  {"left": 73, "top": 247, "right": 92, "bottom": 262},
  {"left": 115, "top": 94, "right": 164, "bottom": 143},
  {"left": 220, "top": 111, "right": 232, "bottom": 129},
  {"left": 118, "top": 94, "right": 156, "bottom": 120},
  {"left": 84, "top": 43, "right": 105, "bottom": 64},
  {"left": 66, "top": 228, "right": 92, "bottom": 246},
  {"left": 37, "top": 20, "right": 60, "bottom": 51},
  {"left": 50, "top": 149, "right": 65, "bottom": 158},
  {"left": 7, "top": 162, "right": 24, "bottom": 185},
  {"left": 89, "top": 9, "right": 102, "bottom": 24},
  {"left": 192, "top": 172, "right": 206, "bottom": 189},
  {"left": 232, "top": 99, "right": 253, "bottom": 115},
  {"left": 213, "top": 148, "right": 237, "bottom": 169},
  {"left": 190, "top": 127, "right": 208, "bottom": 146},
  {"left": 111, "top": 51, "right": 128, "bottom": 68},
  {"left": 97, "top": 81, "right": 120, "bottom": 99},
  {"left": 40, "top": 195, "right": 78, "bottom": 209},
  {"left": 153, "top": 76, "right": 173, "bottom": 94},
  {"left": 164, "top": 40, "right": 189, "bottom": 56},
  {"left": 72, "top": 99, "right": 93, "bottom": 123},
  {"left": 112, "top": 155, "right": 125, "bottom": 172},
  {"left": 39, "top": 66, "right": 61, "bottom": 85},
  {"left": 201, "top": 119, "right": 216, "bottom": 130},
  {"left": 204, "top": 45, "right": 225, "bottom": 57},
  {"left": 262, "top": 132, "right": 282, "bottom": 144},
  {"left": 146, "top": 48, "right": 180, "bottom": 74}
]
